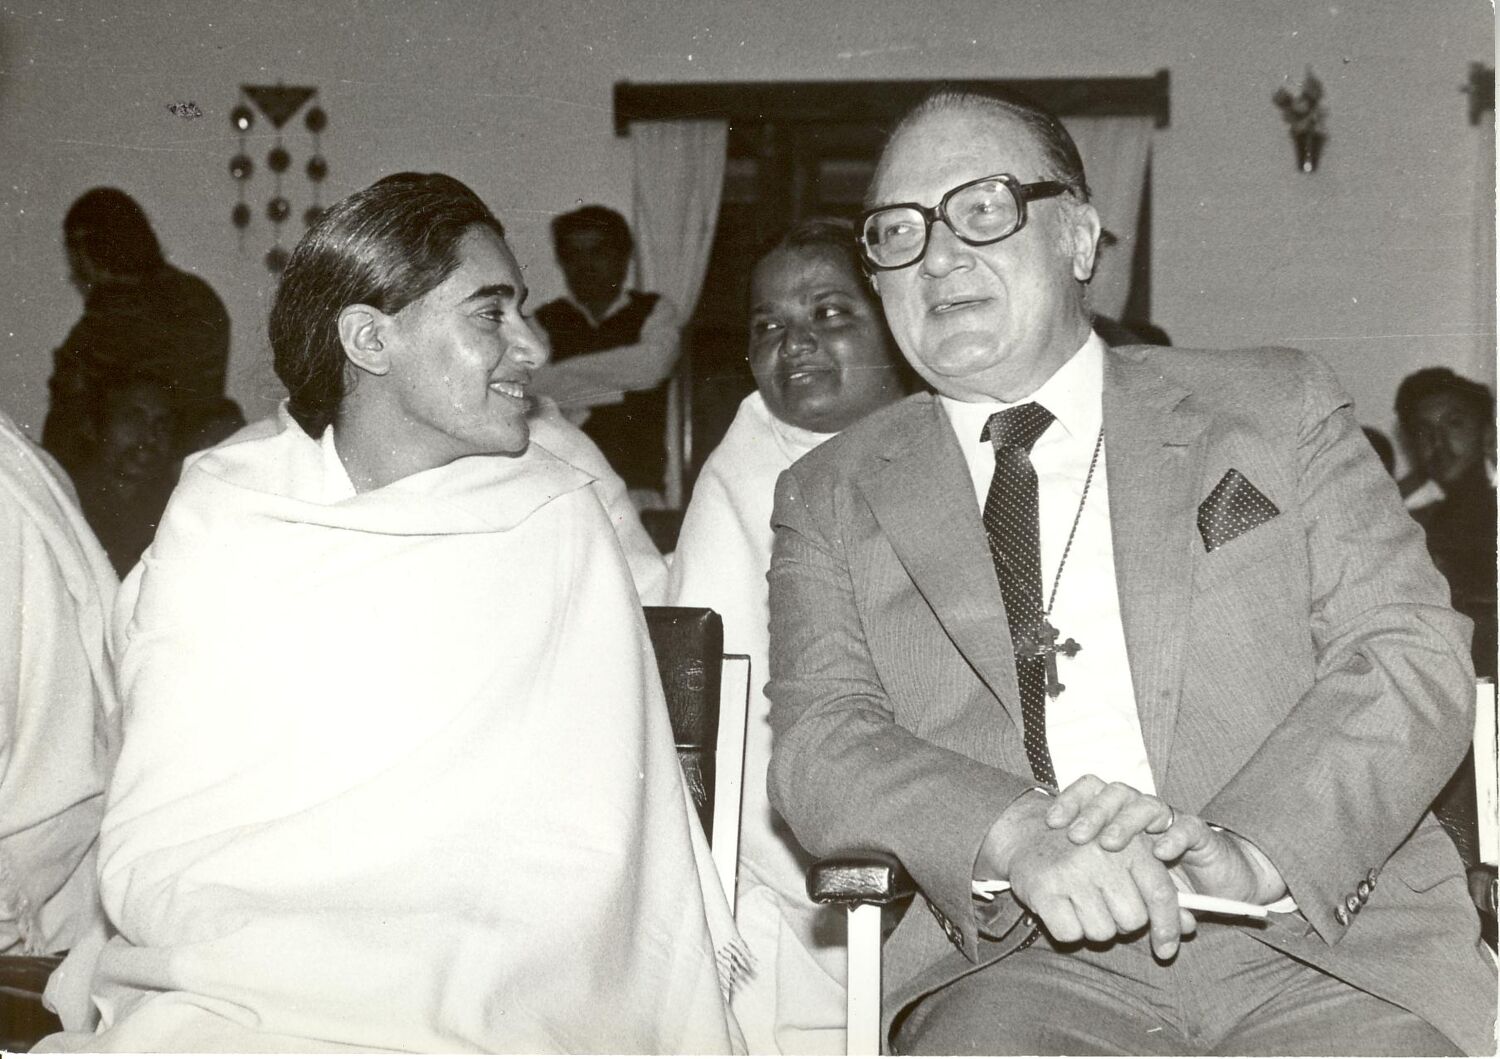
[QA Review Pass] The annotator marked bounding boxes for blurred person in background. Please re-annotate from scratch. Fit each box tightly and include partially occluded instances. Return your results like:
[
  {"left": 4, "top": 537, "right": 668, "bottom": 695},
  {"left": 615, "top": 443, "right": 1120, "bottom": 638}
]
[
  {"left": 43, "top": 188, "right": 229, "bottom": 476},
  {"left": 532, "top": 205, "right": 683, "bottom": 506},
  {"left": 67, "top": 373, "right": 178, "bottom": 577}
]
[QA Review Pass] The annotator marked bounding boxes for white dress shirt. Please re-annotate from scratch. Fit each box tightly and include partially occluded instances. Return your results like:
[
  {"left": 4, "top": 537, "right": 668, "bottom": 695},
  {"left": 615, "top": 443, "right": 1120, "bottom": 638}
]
[{"left": 940, "top": 332, "right": 1156, "bottom": 794}]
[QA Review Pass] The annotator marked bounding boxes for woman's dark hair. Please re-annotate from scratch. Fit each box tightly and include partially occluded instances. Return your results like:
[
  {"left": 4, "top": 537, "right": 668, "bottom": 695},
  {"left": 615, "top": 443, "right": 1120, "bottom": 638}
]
[
  {"left": 750, "top": 217, "right": 924, "bottom": 394},
  {"left": 65, "top": 188, "right": 165, "bottom": 278},
  {"left": 269, "top": 172, "right": 505, "bottom": 436},
  {"left": 876, "top": 86, "right": 1092, "bottom": 204},
  {"left": 750, "top": 216, "right": 865, "bottom": 279}
]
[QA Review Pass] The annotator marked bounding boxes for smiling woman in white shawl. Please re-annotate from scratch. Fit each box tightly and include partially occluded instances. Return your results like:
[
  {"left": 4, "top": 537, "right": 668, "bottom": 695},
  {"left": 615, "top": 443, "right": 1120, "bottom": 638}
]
[
  {"left": 40, "top": 173, "right": 742, "bottom": 1054},
  {"left": 668, "top": 219, "right": 912, "bottom": 1054}
]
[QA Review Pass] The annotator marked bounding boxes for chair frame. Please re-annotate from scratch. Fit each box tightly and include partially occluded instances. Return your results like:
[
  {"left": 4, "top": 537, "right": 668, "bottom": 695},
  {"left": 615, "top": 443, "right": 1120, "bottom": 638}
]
[{"left": 711, "top": 652, "right": 751, "bottom": 909}]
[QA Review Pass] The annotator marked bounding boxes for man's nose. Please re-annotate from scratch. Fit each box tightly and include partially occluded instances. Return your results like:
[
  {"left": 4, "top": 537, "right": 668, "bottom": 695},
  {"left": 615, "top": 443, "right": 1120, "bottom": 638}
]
[
  {"left": 510, "top": 317, "right": 549, "bottom": 369},
  {"left": 920, "top": 219, "right": 971, "bottom": 277}
]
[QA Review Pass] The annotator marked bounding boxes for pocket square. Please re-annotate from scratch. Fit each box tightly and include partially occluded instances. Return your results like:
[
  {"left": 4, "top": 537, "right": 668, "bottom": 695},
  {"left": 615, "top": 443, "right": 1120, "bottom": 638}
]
[{"left": 1197, "top": 469, "right": 1279, "bottom": 552}]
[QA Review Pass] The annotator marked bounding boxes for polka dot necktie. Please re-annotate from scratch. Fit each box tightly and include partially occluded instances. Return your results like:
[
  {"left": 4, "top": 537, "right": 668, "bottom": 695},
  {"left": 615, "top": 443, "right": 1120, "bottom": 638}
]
[{"left": 981, "top": 403, "right": 1058, "bottom": 787}]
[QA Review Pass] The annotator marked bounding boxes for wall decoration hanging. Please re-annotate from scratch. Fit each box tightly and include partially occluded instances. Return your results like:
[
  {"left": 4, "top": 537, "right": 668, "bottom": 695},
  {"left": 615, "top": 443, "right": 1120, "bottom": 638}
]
[
  {"left": 1272, "top": 68, "right": 1327, "bottom": 174},
  {"left": 229, "top": 84, "right": 329, "bottom": 273}
]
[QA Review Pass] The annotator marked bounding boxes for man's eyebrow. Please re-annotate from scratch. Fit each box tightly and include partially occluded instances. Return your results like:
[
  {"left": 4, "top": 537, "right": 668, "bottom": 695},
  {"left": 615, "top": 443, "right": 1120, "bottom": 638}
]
[{"left": 462, "top": 283, "right": 519, "bottom": 303}]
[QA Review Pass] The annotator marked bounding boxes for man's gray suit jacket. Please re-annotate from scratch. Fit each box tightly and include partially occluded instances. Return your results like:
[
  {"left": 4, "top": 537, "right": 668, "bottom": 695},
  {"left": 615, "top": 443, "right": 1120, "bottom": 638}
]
[{"left": 767, "top": 345, "right": 1497, "bottom": 1055}]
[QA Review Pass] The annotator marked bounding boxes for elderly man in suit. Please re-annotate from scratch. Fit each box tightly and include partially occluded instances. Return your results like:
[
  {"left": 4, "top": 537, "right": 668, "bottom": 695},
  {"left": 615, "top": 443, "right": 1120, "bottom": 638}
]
[{"left": 766, "top": 88, "right": 1496, "bottom": 1056}]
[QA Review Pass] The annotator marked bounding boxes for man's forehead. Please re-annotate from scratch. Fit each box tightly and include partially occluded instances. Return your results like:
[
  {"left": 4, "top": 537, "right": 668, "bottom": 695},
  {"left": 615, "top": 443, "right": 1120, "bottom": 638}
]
[
  {"left": 430, "top": 230, "right": 523, "bottom": 299},
  {"left": 561, "top": 229, "right": 612, "bottom": 252},
  {"left": 872, "top": 107, "right": 1042, "bottom": 202}
]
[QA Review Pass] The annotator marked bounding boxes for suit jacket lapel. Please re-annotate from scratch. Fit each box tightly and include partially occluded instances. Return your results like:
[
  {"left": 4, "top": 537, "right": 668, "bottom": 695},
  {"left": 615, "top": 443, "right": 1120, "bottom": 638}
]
[
  {"left": 1104, "top": 348, "right": 1208, "bottom": 789},
  {"left": 859, "top": 396, "right": 1024, "bottom": 732}
]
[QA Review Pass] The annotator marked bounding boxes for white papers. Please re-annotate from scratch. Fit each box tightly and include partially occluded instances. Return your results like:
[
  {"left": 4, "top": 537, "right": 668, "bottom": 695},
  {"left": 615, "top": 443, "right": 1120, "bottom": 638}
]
[{"left": 971, "top": 879, "right": 1297, "bottom": 921}]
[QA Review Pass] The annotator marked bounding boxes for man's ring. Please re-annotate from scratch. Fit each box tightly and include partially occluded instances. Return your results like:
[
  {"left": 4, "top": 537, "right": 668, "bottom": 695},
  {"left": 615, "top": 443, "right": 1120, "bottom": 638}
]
[{"left": 1149, "top": 806, "right": 1176, "bottom": 834}]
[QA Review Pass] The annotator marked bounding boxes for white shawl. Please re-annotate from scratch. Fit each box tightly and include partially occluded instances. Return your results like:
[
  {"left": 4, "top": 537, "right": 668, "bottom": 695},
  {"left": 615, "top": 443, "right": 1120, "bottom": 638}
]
[
  {"left": 667, "top": 393, "right": 845, "bottom": 1054},
  {"left": 50, "top": 409, "right": 741, "bottom": 1053},
  {"left": 0, "top": 410, "right": 116, "bottom": 960}
]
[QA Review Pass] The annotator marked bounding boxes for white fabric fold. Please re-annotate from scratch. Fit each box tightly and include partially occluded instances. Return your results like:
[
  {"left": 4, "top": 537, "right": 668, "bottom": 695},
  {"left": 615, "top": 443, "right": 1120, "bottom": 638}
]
[
  {"left": 668, "top": 393, "right": 844, "bottom": 1054},
  {"left": 0, "top": 408, "right": 117, "bottom": 972},
  {"left": 47, "top": 409, "right": 741, "bottom": 1053}
]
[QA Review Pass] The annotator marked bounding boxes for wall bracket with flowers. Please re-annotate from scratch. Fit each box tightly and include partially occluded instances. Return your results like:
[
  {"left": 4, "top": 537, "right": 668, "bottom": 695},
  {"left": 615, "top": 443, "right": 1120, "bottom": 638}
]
[{"left": 1273, "top": 68, "right": 1327, "bottom": 173}]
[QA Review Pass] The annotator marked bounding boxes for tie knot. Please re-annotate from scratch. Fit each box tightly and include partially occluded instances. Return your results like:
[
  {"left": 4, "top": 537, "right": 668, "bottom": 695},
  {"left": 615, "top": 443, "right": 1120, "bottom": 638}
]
[{"left": 982, "top": 403, "right": 1054, "bottom": 454}]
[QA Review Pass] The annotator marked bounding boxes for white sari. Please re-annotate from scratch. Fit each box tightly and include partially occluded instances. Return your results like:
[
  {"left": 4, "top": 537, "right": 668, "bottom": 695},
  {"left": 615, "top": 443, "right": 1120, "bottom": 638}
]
[
  {"left": 668, "top": 392, "right": 845, "bottom": 1054},
  {"left": 44, "top": 407, "right": 742, "bottom": 1053}
]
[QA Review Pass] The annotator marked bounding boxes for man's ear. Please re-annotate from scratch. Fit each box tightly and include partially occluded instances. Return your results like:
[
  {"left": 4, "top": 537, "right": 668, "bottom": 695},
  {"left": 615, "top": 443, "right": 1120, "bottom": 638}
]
[
  {"left": 1067, "top": 202, "right": 1104, "bottom": 283},
  {"left": 337, "top": 305, "right": 391, "bottom": 376}
]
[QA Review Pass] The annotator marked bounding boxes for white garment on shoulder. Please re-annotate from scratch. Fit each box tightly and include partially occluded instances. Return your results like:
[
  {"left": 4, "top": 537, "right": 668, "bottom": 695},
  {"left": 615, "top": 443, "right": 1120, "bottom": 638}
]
[
  {"left": 50, "top": 406, "right": 740, "bottom": 1054},
  {"left": 940, "top": 333, "right": 1155, "bottom": 795},
  {"left": 527, "top": 396, "right": 669, "bottom": 604},
  {"left": 318, "top": 424, "right": 357, "bottom": 501},
  {"left": 0, "top": 410, "right": 118, "bottom": 1031},
  {"left": 669, "top": 391, "right": 844, "bottom": 1055}
]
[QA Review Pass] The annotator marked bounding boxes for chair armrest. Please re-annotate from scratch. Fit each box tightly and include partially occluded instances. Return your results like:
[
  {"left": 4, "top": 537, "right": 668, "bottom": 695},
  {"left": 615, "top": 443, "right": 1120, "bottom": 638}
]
[
  {"left": 0, "top": 953, "right": 64, "bottom": 1050},
  {"left": 1467, "top": 865, "right": 1498, "bottom": 916},
  {"left": 0, "top": 953, "right": 62, "bottom": 992},
  {"left": 807, "top": 850, "right": 916, "bottom": 906}
]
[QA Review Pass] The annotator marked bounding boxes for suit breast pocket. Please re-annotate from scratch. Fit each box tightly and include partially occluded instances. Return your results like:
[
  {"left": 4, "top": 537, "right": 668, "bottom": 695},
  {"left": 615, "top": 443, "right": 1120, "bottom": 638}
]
[{"left": 1192, "top": 514, "right": 1295, "bottom": 589}]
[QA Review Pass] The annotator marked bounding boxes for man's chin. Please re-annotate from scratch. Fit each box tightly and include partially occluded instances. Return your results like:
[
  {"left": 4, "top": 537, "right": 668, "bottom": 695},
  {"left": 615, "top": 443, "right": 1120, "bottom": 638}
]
[{"left": 915, "top": 335, "right": 1007, "bottom": 382}]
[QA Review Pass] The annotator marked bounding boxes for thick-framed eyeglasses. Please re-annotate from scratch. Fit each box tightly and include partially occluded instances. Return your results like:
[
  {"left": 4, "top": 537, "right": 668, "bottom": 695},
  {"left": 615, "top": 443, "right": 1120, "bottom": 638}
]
[{"left": 857, "top": 173, "right": 1070, "bottom": 271}]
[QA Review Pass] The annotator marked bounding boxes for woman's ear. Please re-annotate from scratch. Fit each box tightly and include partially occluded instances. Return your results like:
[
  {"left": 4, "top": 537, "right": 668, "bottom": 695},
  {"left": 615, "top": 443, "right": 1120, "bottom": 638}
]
[{"left": 337, "top": 305, "right": 391, "bottom": 376}]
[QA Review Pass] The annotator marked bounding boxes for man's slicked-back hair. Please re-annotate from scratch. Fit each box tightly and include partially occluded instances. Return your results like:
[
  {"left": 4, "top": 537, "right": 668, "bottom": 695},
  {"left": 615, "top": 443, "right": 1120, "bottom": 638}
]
[
  {"left": 269, "top": 171, "right": 505, "bottom": 437},
  {"left": 65, "top": 187, "right": 165, "bottom": 278},
  {"left": 872, "top": 86, "right": 1092, "bottom": 205}
]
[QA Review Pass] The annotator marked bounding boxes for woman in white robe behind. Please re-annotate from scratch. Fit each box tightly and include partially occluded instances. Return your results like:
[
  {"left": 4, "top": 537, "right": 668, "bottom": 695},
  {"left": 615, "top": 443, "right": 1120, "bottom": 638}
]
[
  {"left": 668, "top": 220, "right": 912, "bottom": 1054},
  {"left": 41, "top": 172, "right": 742, "bottom": 1054},
  {"left": 0, "top": 408, "right": 118, "bottom": 1039}
]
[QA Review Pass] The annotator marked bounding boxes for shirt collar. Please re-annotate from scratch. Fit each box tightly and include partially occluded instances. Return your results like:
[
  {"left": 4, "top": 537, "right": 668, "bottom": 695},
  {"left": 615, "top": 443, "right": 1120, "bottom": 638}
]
[
  {"left": 939, "top": 330, "right": 1105, "bottom": 449},
  {"left": 564, "top": 290, "right": 631, "bottom": 328}
]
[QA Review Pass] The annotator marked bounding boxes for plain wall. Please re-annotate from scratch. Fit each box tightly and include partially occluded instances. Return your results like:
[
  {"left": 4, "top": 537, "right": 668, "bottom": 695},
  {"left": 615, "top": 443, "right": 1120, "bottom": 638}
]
[{"left": 0, "top": 0, "right": 1492, "bottom": 451}]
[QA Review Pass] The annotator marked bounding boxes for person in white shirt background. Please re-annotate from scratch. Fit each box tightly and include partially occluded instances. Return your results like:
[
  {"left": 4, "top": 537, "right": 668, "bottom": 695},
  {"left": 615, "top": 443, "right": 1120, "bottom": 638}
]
[{"left": 532, "top": 205, "right": 684, "bottom": 506}]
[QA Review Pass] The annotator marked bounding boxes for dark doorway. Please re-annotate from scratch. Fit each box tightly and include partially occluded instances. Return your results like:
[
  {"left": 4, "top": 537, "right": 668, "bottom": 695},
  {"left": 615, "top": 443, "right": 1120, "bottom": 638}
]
[{"left": 616, "top": 75, "right": 1171, "bottom": 501}]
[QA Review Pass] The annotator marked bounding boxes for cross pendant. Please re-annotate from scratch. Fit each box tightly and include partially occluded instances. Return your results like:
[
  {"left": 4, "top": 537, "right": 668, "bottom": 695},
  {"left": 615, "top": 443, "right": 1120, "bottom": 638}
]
[{"left": 1015, "top": 617, "right": 1082, "bottom": 699}]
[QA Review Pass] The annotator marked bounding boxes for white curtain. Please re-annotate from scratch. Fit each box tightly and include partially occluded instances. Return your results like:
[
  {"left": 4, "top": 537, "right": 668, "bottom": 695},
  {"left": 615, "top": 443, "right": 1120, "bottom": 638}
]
[
  {"left": 630, "top": 120, "right": 729, "bottom": 321},
  {"left": 1063, "top": 116, "right": 1155, "bottom": 322},
  {"left": 629, "top": 119, "right": 728, "bottom": 507},
  {"left": 1466, "top": 109, "right": 1496, "bottom": 391}
]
